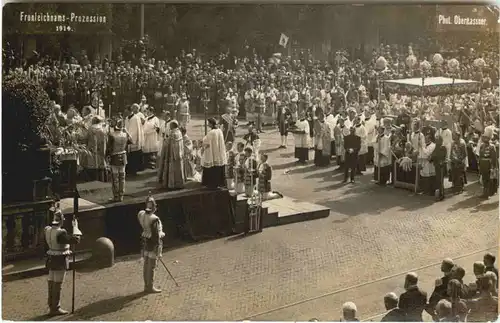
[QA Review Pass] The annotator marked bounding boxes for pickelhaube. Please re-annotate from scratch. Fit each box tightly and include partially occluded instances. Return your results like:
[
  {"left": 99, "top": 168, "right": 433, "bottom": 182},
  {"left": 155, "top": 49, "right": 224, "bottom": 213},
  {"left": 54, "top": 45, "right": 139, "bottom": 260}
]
[
  {"left": 50, "top": 203, "right": 65, "bottom": 225},
  {"left": 145, "top": 192, "right": 157, "bottom": 212}
]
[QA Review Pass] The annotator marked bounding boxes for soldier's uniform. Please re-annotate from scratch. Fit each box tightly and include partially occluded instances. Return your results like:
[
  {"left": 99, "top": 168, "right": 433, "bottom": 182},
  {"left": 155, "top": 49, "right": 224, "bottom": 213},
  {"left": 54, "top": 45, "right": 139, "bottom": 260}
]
[
  {"left": 138, "top": 196, "right": 165, "bottom": 293},
  {"left": 165, "top": 93, "right": 180, "bottom": 117},
  {"left": 107, "top": 120, "right": 132, "bottom": 202},
  {"left": 44, "top": 205, "right": 82, "bottom": 316},
  {"left": 478, "top": 137, "right": 498, "bottom": 198}
]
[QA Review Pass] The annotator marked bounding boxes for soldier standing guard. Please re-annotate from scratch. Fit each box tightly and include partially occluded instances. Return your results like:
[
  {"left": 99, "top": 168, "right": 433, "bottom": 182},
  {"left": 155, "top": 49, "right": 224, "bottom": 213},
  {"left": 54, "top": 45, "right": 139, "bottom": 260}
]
[
  {"left": 44, "top": 205, "right": 82, "bottom": 316},
  {"left": 138, "top": 195, "right": 165, "bottom": 293},
  {"left": 107, "top": 119, "right": 132, "bottom": 202},
  {"left": 478, "top": 134, "right": 498, "bottom": 199}
]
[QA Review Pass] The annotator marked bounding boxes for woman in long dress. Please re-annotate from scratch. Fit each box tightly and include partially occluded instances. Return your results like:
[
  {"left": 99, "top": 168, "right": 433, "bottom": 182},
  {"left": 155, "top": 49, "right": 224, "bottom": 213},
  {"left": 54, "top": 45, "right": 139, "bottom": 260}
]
[{"left": 201, "top": 118, "right": 227, "bottom": 189}]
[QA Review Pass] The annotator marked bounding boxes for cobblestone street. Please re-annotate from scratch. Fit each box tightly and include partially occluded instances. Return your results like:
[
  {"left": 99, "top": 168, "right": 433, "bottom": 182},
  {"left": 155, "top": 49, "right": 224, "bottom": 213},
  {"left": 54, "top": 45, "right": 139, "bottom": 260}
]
[{"left": 2, "top": 118, "right": 498, "bottom": 321}]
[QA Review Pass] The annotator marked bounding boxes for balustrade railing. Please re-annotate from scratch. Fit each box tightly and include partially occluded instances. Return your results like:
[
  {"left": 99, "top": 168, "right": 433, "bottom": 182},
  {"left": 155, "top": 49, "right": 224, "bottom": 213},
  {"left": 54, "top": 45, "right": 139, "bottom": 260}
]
[{"left": 2, "top": 200, "right": 53, "bottom": 262}]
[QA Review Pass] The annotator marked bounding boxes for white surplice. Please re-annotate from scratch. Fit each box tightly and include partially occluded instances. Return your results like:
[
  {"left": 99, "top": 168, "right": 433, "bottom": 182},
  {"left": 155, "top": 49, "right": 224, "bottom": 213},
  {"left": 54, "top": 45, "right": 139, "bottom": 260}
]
[
  {"left": 202, "top": 128, "right": 227, "bottom": 168},
  {"left": 143, "top": 116, "right": 160, "bottom": 153},
  {"left": 293, "top": 119, "right": 310, "bottom": 149},
  {"left": 125, "top": 113, "right": 145, "bottom": 152}
]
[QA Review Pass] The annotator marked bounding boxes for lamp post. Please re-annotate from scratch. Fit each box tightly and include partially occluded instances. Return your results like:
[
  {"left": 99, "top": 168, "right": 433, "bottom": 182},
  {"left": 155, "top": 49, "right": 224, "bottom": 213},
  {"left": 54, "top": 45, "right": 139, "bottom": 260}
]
[{"left": 375, "top": 56, "right": 387, "bottom": 183}]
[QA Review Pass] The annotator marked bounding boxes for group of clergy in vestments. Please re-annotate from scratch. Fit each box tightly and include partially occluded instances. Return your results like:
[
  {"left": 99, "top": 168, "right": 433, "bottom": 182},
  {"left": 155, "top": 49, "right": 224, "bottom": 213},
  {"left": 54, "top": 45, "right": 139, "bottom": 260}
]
[{"left": 122, "top": 101, "right": 199, "bottom": 191}]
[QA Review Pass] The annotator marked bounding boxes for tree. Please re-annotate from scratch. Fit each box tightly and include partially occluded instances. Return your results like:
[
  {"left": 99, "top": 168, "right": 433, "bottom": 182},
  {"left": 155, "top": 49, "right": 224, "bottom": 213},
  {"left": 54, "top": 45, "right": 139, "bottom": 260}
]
[{"left": 3, "top": 73, "right": 52, "bottom": 202}]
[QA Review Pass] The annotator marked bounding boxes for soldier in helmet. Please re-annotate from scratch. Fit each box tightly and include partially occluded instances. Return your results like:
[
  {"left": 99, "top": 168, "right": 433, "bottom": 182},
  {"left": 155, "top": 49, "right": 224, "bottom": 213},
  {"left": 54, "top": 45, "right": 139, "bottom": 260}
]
[
  {"left": 138, "top": 195, "right": 165, "bottom": 293},
  {"left": 106, "top": 119, "right": 133, "bottom": 202},
  {"left": 44, "top": 204, "right": 82, "bottom": 316}
]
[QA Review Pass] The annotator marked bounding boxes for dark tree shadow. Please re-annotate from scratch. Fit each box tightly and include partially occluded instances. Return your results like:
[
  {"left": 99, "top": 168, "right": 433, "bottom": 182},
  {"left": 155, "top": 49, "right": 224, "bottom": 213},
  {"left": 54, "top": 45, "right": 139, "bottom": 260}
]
[{"left": 70, "top": 291, "right": 145, "bottom": 320}]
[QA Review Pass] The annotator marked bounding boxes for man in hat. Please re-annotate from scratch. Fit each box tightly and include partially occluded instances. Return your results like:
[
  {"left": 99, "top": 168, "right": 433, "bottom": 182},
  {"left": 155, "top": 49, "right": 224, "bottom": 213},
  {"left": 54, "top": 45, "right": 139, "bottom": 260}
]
[
  {"left": 138, "top": 195, "right": 165, "bottom": 293},
  {"left": 44, "top": 205, "right": 82, "bottom": 316},
  {"left": 478, "top": 133, "right": 498, "bottom": 198},
  {"left": 107, "top": 119, "right": 133, "bottom": 202},
  {"left": 177, "top": 92, "right": 190, "bottom": 128},
  {"left": 343, "top": 127, "right": 361, "bottom": 184}
]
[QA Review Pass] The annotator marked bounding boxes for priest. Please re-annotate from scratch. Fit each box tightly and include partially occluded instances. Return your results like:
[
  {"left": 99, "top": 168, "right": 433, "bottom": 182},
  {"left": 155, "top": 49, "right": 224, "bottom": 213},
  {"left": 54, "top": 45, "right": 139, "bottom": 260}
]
[
  {"left": 293, "top": 112, "right": 310, "bottom": 164},
  {"left": 124, "top": 104, "right": 145, "bottom": 176},
  {"left": 157, "top": 120, "right": 185, "bottom": 190}
]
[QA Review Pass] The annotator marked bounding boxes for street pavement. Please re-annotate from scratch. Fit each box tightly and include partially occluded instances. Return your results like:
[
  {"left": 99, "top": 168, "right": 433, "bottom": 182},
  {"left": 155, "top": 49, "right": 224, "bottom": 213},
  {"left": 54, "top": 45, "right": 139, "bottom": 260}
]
[{"left": 2, "top": 117, "right": 498, "bottom": 321}]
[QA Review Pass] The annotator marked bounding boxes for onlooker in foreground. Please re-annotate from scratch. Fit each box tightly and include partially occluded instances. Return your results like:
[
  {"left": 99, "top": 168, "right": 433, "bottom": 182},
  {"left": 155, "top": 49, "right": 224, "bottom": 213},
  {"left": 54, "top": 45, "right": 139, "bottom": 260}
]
[
  {"left": 341, "top": 302, "right": 359, "bottom": 322},
  {"left": 381, "top": 292, "right": 405, "bottom": 322},
  {"left": 398, "top": 272, "right": 428, "bottom": 321},
  {"left": 466, "top": 277, "right": 499, "bottom": 322},
  {"left": 435, "top": 299, "right": 456, "bottom": 322},
  {"left": 484, "top": 252, "right": 498, "bottom": 279}
]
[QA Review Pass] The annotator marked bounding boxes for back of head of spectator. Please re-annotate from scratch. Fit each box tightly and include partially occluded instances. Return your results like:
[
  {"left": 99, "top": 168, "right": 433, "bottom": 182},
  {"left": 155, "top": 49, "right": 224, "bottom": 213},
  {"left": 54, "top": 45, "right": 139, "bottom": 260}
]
[
  {"left": 484, "top": 252, "right": 496, "bottom": 268},
  {"left": 441, "top": 258, "right": 454, "bottom": 275},
  {"left": 383, "top": 292, "right": 398, "bottom": 311},
  {"left": 452, "top": 265, "right": 466, "bottom": 282},
  {"left": 473, "top": 261, "right": 486, "bottom": 278},
  {"left": 435, "top": 299, "right": 452, "bottom": 320},
  {"left": 342, "top": 302, "right": 358, "bottom": 321},
  {"left": 404, "top": 272, "right": 418, "bottom": 290}
]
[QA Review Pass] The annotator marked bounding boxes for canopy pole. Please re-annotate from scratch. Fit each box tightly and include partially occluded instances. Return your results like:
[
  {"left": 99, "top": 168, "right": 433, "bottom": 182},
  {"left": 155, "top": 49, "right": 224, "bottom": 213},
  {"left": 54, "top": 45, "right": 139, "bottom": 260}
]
[{"left": 415, "top": 75, "right": 425, "bottom": 194}]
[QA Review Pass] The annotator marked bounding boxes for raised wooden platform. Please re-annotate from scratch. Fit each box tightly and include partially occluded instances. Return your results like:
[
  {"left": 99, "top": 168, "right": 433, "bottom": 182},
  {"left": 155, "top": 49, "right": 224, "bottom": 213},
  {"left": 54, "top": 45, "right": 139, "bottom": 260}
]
[{"left": 231, "top": 192, "right": 330, "bottom": 233}]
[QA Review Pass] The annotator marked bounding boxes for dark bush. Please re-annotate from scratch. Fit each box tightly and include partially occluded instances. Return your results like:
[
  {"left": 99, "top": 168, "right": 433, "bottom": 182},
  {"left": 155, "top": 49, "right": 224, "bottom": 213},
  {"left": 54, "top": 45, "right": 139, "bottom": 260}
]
[{"left": 2, "top": 74, "right": 51, "bottom": 202}]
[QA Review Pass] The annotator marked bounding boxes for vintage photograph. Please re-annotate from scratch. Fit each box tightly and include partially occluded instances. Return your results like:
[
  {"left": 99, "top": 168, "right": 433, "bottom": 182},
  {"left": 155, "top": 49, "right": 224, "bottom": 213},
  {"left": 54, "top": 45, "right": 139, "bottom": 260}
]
[{"left": 2, "top": 2, "right": 499, "bottom": 321}]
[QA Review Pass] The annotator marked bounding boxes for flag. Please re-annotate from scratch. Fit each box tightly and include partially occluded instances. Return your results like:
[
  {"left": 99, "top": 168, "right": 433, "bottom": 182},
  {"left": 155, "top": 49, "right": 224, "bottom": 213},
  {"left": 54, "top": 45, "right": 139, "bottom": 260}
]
[{"left": 279, "top": 33, "right": 289, "bottom": 48}]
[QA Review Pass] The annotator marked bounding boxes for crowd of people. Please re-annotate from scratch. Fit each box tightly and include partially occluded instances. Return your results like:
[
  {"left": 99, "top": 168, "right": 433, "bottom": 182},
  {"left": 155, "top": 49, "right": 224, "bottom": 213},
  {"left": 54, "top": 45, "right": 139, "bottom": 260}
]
[
  {"left": 8, "top": 32, "right": 498, "bottom": 201},
  {"left": 328, "top": 252, "right": 498, "bottom": 322}
]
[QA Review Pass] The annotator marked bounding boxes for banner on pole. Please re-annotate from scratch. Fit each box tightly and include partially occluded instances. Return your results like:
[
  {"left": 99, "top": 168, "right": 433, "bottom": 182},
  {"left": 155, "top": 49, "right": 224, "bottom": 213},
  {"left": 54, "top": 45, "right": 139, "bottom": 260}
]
[{"left": 279, "top": 33, "right": 289, "bottom": 48}]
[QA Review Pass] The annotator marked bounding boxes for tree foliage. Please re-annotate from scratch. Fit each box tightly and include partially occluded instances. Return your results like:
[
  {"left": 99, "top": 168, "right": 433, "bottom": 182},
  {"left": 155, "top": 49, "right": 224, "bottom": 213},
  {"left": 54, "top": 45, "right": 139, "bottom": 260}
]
[{"left": 3, "top": 74, "right": 51, "bottom": 154}]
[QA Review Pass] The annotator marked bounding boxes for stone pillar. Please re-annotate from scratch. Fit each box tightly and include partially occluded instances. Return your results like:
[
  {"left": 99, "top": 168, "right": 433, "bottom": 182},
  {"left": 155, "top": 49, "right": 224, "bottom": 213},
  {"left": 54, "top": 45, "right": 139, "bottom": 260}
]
[{"left": 92, "top": 237, "right": 115, "bottom": 268}]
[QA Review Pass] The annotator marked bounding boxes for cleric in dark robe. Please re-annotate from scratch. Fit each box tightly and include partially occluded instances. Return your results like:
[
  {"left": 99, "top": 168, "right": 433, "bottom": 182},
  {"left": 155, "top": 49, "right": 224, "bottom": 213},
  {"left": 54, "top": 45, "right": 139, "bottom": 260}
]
[{"left": 201, "top": 118, "right": 227, "bottom": 189}]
